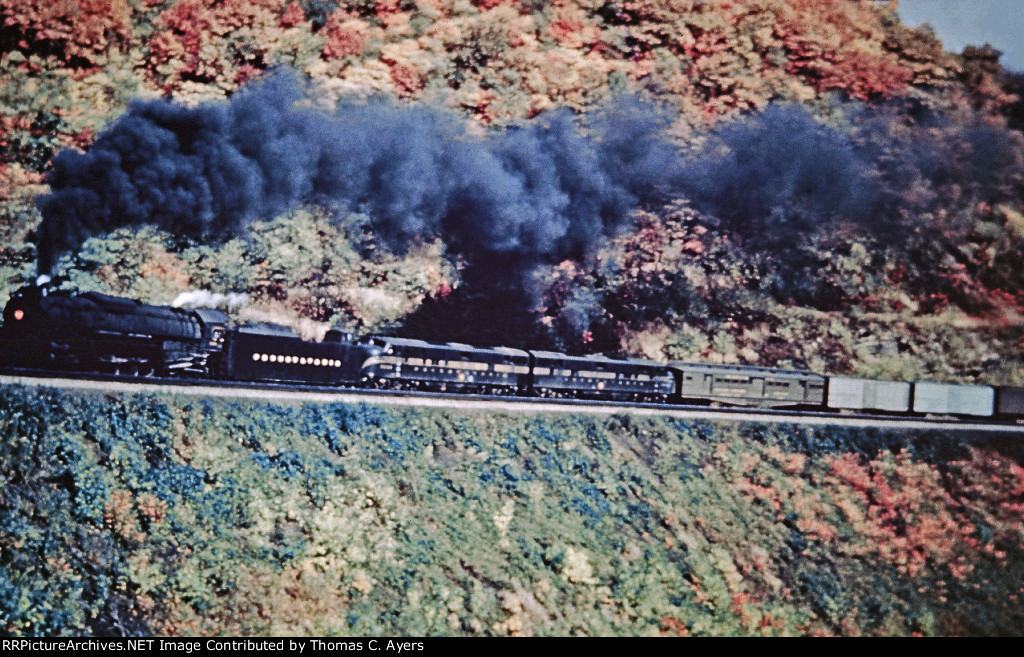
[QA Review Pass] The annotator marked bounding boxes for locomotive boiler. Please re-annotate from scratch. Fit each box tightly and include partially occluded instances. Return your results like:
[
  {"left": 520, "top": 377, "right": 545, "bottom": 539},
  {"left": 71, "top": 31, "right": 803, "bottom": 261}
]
[{"left": 1, "top": 283, "right": 229, "bottom": 376}]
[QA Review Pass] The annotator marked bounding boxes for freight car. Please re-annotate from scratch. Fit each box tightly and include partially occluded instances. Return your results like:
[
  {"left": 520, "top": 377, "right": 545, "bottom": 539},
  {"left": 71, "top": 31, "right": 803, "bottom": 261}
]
[
  {"left": 2, "top": 283, "right": 1022, "bottom": 422},
  {"left": 826, "top": 377, "right": 912, "bottom": 413},
  {"left": 912, "top": 381, "right": 994, "bottom": 417},
  {"left": 826, "top": 377, "right": 1009, "bottom": 417}
]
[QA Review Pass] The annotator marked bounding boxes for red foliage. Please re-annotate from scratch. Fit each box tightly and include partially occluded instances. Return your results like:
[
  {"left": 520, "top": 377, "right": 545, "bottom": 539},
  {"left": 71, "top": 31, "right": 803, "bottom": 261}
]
[
  {"left": 659, "top": 616, "right": 690, "bottom": 636},
  {"left": 546, "top": 2, "right": 600, "bottom": 50},
  {"left": 322, "top": 11, "right": 368, "bottom": 60},
  {"left": 825, "top": 50, "right": 913, "bottom": 100},
  {"left": 386, "top": 60, "right": 426, "bottom": 97},
  {"left": 775, "top": 0, "right": 912, "bottom": 100},
  {"left": 0, "top": 0, "right": 132, "bottom": 67},
  {"left": 71, "top": 127, "right": 94, "bottom": 150},
  {"left": 948, "top": 447, "right": 1024, "bottom": 546},
  {"left": 547, "top": 16, "right": 587, "bottom": 48},
  {"left": 918, "top": 292, "right": 950, "bottom": 315},
  {"left": 155, "top": 0, "right": 209, "bottom": 62},
  {"left": 147, "top": 0, "right": 281, "bottom": 87},
  {"left": 781, "top": 30, "right": 909, "bottom": 100},
  {"left": 374, "top": 0, "right": 403, "bottom": 15},
  {"left": 825, "top": 450, "right": 986, "bottom": 578},
  {"left": 432, "top": 283, "right": 452, "bottom": 301},
  {"left": 279, "top": 1, "right": 305, "bottom": 28},
  {"left": 235, "top": 63, "right": 263, "bottom": 86}
]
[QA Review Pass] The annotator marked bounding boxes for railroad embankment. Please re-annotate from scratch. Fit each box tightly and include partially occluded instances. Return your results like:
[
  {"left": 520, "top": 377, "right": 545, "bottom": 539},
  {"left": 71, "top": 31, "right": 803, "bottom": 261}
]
[{"left": 2, "top": 385, "right": 1023, "bottom": 636}]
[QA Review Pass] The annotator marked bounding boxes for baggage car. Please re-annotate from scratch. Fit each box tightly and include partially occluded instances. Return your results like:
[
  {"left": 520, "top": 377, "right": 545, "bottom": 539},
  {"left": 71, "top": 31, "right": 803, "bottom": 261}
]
[{"left": 673, "top": 363, "right": 826, "bottom": 408}]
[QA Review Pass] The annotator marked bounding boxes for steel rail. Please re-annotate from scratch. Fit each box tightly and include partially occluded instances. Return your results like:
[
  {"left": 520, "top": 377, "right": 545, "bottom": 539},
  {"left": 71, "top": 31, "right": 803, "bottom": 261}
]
[{"left": 3, "top": 367, "right": 1023, "bottom": 433}]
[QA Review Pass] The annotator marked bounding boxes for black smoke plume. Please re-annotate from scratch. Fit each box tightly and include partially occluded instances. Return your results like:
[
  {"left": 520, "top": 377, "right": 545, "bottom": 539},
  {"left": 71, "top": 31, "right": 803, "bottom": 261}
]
[
  {"left": 39, "top": 76, "right": 924, "bottom": 344},
  {"left": 679, "top": 104, "right": 880, "bottom": 248},
  {"left": 37, "top": 73, "right": 683, "bottom": 284}
]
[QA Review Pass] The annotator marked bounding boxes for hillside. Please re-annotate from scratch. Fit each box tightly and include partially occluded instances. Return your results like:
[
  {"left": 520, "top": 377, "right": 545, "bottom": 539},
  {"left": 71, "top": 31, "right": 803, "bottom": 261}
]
[
  {"left": 2, "top": 0, "right": 1024, "bottom": 637},
  {"left": 2, "top": 385, "right": 1023, "bottom": 636},
  {"left": 0, "top": 0, "right": 1023, "bottom": 380}
]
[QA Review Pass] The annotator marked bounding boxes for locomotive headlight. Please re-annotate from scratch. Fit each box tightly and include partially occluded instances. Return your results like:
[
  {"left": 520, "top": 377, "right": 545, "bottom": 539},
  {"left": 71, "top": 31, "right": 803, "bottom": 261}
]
[{"left": 13, "top": 309, "right": 23, "bottom": 320}]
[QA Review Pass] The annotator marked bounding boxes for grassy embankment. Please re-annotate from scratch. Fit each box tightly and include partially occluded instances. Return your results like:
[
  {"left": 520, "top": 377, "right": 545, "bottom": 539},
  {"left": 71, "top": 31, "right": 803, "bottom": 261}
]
[{"left": 2, "top": 385, "right": 1023, "bottom": 636}]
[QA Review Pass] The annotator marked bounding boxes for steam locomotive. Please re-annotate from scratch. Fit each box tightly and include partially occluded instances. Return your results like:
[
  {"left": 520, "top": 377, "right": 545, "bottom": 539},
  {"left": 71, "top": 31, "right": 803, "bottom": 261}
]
[{"left": 3, "top": 283, "right": 1023, "bottom": 420}]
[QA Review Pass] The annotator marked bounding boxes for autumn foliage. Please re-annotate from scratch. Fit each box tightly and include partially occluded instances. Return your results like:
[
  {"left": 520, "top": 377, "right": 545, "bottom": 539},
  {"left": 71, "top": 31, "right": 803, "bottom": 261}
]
[
  {"left": 2, "top": 2, "right": 1024, "bottom": 635},
  {"left": 0, "top": 0, "right": 132, "bottom": 67}
]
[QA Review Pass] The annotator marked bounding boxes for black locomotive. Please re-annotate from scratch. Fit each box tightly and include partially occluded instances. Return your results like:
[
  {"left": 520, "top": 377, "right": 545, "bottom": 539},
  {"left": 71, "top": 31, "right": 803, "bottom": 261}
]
[
  {"left": 1, "top": 283, "right": 381, "bottom": 385},
  {"left": 2, "top": 283, "right": 1023, "bottom": 420},
  {"left": 2, "top": 284, "right": 229, "bottom": 376}
]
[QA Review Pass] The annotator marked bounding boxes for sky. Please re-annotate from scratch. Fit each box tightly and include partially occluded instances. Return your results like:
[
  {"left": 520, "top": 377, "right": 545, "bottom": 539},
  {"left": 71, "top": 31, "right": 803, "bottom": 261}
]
[{"left": 897, "top": 0, "right": 1024, "bottom": 71}]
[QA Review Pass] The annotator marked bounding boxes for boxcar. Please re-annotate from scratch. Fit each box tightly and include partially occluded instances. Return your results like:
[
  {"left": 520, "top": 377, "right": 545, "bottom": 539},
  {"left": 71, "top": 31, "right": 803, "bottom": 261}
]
[
  {"left": 996, "top": 386, "right": 1024, "bottom": 417},
  {"left": 912, "top": 381, "right": 994, "bottom": 417},
  {"left": 826, "top": 377, "right": 912, "bottom": 413}
]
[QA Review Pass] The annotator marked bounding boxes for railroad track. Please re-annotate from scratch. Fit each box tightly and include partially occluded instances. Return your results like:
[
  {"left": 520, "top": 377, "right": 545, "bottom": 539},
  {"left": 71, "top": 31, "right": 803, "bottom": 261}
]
[{"left": 3, "top": 367, "right": 1023, "bottom": 434}]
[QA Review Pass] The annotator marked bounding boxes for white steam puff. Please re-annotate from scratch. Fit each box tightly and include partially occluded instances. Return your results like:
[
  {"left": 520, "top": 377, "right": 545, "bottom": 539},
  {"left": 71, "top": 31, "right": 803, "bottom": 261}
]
[{"left": 171, "top": 290, "right": 248, "bottom": 309}]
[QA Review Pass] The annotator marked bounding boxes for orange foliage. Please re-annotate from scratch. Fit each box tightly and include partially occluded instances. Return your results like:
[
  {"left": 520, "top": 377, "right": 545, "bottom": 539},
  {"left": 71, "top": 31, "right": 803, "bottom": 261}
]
[
  {"left": 104, "top": 488, "right": 149, "bottom": 544},
  {"left": 0, "top": 162, "right": 45, "bottom": 201},
  {"left": 825, "top": 451, "right": 973, "bottom": 578},
  {"left": 138, "top": 249, "right": 191, "bottom": 290}
]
